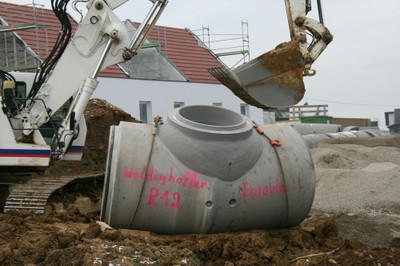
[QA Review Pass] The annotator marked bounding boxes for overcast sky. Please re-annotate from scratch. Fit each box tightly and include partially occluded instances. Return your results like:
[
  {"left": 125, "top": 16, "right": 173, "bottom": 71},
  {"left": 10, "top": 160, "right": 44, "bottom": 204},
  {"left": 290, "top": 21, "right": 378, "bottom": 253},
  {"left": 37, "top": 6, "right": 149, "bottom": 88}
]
[{"left": 3, "top": 0, "right": 400, "bottom": 128}]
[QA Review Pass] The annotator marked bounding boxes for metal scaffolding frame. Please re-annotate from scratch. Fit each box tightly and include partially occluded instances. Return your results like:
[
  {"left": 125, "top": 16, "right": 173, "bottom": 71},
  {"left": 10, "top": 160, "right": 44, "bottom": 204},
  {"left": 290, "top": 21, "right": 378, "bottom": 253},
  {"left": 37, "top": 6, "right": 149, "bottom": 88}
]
[
  {"left": 0, "top": 2, "right": 48, "bottom": 71},
  {"left": 192, "top": 21, "right": 251, "bottom": 68}
]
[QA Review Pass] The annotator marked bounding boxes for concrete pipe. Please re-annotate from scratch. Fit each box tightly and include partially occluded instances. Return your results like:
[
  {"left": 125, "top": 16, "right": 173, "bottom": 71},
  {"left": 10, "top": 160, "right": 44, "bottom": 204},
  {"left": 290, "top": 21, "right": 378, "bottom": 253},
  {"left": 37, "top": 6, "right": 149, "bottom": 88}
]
[
  {"left": 327, "top": 131, "right": 363, "bottom": 138},
  {"left": 302, "top": 130, "right": 380, "bottom": 149},
  {"left": 292, "top": 123, "right": 341, "bottom": 135},
  {"left": 101, "top": 105, "right": 315, "bottom": 234},
  {"left": 302, "top": 134, "right": 331, "bottom": 149},
  {"left": 342, "top": 126, "right": 381, "bottom": 136}
]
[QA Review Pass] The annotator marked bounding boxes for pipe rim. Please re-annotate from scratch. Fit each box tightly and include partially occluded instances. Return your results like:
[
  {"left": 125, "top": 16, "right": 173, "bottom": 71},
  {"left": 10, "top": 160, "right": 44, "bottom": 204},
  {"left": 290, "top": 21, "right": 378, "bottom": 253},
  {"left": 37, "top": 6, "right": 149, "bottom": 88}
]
[{"left": 169, "top": 105, "right": 251, "bottom": 134}]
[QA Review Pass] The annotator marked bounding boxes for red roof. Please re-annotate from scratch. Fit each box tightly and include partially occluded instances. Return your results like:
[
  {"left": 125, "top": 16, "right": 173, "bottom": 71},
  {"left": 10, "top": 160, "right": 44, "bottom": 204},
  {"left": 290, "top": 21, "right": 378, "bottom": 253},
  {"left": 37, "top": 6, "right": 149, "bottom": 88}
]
[
  {"left": 0, "top": 1, "right": 127, "bottom": 78},
  {"left": 141, "top": 23, "right": 223, "bottom": 84}
]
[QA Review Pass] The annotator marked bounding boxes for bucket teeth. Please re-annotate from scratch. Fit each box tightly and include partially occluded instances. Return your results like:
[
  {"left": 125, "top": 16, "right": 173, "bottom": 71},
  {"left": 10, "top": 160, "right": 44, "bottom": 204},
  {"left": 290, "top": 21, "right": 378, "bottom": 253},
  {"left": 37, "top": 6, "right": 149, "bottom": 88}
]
[{"left": 209, "top": 41, "right": 305, "bottom": 109}]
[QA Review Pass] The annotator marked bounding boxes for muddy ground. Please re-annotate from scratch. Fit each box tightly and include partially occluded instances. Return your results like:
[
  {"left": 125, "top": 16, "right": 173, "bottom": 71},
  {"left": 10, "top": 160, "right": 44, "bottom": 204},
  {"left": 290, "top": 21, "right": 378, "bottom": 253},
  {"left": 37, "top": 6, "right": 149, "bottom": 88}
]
[{"left": 1, "top": 99, "right": 400, "bottom": 265}]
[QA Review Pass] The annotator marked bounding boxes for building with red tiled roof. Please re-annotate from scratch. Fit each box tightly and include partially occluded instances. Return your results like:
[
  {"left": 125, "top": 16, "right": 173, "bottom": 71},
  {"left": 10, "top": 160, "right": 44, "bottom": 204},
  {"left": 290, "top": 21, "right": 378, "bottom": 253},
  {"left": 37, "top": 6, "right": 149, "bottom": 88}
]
[
  {"left": 119, "top": 21, "right": 224, "bottom": 84},
  {"left": 0, "top": 2, "right": 223, "bottom": 83},
  {"left": 134, "top": 22, "right": 223, "bottom": 84}
]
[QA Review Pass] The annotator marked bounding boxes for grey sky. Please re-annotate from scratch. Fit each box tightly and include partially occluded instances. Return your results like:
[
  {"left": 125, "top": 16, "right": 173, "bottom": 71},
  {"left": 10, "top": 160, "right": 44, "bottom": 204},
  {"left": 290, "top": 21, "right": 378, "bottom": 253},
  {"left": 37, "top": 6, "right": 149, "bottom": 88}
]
[{"left": 3, "top": 0, "right": 400, "bottom": 127}]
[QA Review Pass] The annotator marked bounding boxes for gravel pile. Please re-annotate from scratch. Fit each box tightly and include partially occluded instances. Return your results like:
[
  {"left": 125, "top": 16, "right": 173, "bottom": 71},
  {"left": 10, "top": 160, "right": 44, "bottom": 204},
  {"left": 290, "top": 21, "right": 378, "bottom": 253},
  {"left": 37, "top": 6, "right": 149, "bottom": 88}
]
[{"left": 310, "top": 136, "right": 400, "bottom": 216}]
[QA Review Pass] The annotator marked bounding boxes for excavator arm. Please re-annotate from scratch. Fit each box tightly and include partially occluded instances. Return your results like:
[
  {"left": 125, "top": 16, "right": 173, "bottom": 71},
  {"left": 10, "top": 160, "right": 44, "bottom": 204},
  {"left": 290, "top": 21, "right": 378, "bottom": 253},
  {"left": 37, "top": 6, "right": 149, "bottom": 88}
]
[
  {"left": 286, "top": 0, "right": 333, "bottom": 73},
  {"left": 208, "top": 0, "right": 333, "bottom": 109},
  {"left": 17, "top": 0, "right": 167, "bottom": 160}
]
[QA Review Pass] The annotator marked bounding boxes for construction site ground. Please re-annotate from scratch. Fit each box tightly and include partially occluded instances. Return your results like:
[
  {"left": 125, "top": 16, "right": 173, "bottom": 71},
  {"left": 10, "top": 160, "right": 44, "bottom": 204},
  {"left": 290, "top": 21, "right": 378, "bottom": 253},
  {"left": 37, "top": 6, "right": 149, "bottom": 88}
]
[{"left": 0, "top": 99, "right": 400, "bottom": 265}]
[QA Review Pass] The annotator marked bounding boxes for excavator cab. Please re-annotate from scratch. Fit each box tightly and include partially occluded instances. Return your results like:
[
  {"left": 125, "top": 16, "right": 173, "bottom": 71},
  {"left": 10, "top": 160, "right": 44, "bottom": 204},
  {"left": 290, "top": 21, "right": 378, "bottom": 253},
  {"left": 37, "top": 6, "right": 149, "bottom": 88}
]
[{"left": 209, "top": 0, "right": 332, "bottom": 109}]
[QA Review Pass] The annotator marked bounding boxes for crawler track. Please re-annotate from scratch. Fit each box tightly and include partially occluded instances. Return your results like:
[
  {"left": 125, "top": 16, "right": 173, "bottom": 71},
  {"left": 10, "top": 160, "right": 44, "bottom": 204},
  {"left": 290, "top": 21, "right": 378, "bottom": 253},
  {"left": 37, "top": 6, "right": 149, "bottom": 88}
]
[{"left": 4, "top": 172, "right": 104, "bottom": 214}]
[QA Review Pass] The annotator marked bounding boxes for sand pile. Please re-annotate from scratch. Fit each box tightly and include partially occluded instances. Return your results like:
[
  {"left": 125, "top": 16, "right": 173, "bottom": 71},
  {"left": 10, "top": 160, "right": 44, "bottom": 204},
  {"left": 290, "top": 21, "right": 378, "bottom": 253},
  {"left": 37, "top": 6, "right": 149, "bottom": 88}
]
[
  {"left": 311, "top": 136, "right": 400, "bottom": 216},
  {"left": 310, "top": 135, "right": 400, "bottom": 247}
]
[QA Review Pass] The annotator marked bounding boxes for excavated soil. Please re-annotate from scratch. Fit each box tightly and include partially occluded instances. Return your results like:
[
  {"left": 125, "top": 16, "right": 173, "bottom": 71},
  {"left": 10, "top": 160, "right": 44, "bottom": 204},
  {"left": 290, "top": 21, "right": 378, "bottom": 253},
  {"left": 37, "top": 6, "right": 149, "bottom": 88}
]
[
  {"left": 0, "top": 98, "right": 400, "bottom": 265},
  {"left": 46, "top": 98, "right": 138, "bottom": 175}
]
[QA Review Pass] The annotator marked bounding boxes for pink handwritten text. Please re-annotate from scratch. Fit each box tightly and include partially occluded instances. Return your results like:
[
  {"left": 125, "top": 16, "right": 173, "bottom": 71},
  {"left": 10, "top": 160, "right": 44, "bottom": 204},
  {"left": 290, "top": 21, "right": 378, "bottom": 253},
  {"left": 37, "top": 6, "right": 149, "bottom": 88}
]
[
  {"left": 124, "top": 165, "right": 209, "bottom": 190},
  {"left": 147, "top": 187, "right": 183, "bottom": 210},
  {"left": 242, "top": 179, "right": 286, "bottom": 199}
]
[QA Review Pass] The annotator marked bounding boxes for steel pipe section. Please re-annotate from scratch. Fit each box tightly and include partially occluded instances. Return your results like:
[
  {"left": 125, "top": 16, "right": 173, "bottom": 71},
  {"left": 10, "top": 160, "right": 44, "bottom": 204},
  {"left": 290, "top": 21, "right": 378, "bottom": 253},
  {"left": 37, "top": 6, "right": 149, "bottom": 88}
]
[
  {"left": 301, "top": 134, "right": 331, "bottom": 149},
  {"left": 101, "top": 105, "right": 315, "bottom": 234},
  {"left": 302, "top": 130, "right": 379, "bottom": 149},
  {"left": 292, "top": 123, "right": 341, "bottom": 135}
]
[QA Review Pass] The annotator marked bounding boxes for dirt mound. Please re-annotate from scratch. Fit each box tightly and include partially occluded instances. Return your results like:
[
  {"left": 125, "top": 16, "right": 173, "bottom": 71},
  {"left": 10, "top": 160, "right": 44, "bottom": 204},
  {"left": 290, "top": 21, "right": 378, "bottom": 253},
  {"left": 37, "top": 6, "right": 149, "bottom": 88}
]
[
  {"left": 42, "top": 98, "right": 139, "bottom": 214},
  {"left": 46, "top": 98, "right": 139, "bottom": 175},
  {"left": 84, "top": 98, "right": 138, "bottom": 152},
  {"left": 0, "top": 210, "right": 399, "bottom": 265},
  {"left": 81, "top": 98, "right": 139, "bottom": 172}
]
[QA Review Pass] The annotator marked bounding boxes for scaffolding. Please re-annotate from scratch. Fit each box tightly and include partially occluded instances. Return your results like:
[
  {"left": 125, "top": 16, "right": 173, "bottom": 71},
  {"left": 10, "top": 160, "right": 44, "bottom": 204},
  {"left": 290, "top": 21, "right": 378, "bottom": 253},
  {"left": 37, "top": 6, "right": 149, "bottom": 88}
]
[
  {"left": 0, "top": 22, "right": 40, "bottom": 71},
  {"left": 0, "top": 1, "right": 48, "bottom": 71},
  {"left": 192, "top": 21, "right": 251, "bottom": 68}
]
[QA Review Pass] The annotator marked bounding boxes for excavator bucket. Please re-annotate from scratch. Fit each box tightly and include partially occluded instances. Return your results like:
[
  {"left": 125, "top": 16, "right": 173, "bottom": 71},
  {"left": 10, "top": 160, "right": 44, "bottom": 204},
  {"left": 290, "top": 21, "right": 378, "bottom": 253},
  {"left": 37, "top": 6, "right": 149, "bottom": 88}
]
[{"left": 209, "top": 41, "right": 305, "bottom": 109}]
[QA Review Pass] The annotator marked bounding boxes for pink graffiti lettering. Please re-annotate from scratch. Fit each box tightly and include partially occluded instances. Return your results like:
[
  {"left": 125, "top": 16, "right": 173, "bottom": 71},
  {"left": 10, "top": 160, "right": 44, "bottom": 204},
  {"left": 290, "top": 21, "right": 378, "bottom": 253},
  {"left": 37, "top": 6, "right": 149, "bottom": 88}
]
[
  {"left": 148, "top": 187, "right": 158, "bottom": 206},
  {"left": 147, "top": 187, "right": 183, "bottom": 210},
  {"left": 124, "top": 165, "right": 209, "bottom": 190},
  {"left": 242, "top": 179, "right": 286, "bottom": 199}
]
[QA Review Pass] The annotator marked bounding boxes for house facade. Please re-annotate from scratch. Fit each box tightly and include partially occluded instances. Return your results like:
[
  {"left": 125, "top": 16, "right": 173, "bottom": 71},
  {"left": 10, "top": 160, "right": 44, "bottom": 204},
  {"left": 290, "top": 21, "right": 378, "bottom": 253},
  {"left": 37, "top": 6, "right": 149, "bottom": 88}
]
[{"left": 94, "top": 77, "right": 261, "bottom": 123}]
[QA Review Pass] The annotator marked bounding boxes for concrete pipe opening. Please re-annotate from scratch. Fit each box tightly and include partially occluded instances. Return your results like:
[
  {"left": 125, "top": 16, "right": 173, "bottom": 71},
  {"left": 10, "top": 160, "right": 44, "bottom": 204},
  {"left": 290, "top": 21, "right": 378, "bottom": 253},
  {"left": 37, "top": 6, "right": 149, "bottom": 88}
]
[
  {"left": 170, "top": 105, "right": 252, "bottom": 136},
  {"left": 177, "top": 105, "right": 244, "bottom": 128}
]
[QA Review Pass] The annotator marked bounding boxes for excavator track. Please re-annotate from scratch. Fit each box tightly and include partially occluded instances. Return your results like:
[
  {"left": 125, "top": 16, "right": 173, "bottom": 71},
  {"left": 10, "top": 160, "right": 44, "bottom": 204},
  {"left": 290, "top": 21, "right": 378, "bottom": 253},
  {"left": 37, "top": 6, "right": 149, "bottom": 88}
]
[{"left": 4, "top": 172, "right": 104, "bottom": 214}]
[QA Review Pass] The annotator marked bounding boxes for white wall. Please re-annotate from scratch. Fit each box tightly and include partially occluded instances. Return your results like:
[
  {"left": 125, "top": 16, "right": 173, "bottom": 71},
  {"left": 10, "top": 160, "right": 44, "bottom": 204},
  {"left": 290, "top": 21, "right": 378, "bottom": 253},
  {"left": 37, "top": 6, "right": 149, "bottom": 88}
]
[{"left": 94, "top": 77, "right": 264, "bottom": 124}]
